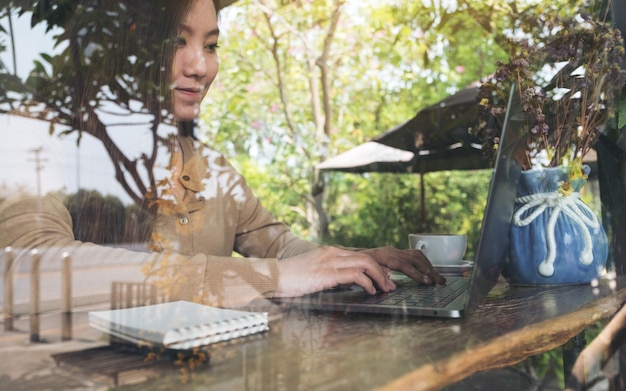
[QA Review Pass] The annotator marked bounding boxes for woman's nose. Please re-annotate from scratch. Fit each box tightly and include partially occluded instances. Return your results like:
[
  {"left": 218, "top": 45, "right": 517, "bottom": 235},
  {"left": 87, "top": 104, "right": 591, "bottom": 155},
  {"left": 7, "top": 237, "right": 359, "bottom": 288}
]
[{"left": 182, "top": 46, "right": 208, "bottom": 78}]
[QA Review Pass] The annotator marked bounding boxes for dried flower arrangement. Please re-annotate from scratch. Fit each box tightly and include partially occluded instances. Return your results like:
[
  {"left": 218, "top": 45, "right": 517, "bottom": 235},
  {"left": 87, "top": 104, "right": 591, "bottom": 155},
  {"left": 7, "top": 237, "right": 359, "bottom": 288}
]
[{"left": 472, "top": 11, "right": 626, "bottom": 189}]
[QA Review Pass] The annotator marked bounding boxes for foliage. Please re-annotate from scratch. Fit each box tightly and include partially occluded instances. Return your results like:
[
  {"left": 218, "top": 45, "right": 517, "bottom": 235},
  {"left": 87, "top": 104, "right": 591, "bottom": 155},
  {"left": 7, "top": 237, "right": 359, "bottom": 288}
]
[
  {"left": 473, "top": 8, "right": 626, "bottom": 185},
  {"left": 1, "top": 0, "right": 605, "bottom": 244},
  {"left": 201, "top": 0, "right": 511, "bottom": 239},
  {"left": 211, "top": 0, "right": 510, "bottom": 141},
  {"left": 230, "top": 155, "right": 315, "bottom": 239},
  {"left": 321, "top": 170, "right": 491, "bottom": 258}
]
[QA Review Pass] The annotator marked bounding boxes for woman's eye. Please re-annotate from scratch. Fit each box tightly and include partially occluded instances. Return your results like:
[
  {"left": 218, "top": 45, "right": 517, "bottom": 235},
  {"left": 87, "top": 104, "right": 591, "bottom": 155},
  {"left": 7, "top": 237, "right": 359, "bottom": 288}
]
[
  {"left": 175, "top": 37, "right": 186, "bottom": 47},
  {"left": 206, "top": 43, "right": 220, "bottom": 52}
]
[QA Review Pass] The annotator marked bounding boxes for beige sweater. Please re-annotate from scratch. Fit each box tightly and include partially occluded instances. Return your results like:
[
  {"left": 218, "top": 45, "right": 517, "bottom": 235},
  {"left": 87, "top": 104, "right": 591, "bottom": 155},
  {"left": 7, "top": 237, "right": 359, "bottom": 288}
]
[{"left": 0, "top": 136, "right": 319, "bottom": 307}]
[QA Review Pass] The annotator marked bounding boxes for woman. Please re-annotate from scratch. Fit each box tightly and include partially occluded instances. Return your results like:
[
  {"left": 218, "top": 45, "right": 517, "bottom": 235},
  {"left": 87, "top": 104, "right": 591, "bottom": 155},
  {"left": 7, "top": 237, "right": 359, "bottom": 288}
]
[{"left": 0, "top": 0, "right": 443, "bottom": 308}]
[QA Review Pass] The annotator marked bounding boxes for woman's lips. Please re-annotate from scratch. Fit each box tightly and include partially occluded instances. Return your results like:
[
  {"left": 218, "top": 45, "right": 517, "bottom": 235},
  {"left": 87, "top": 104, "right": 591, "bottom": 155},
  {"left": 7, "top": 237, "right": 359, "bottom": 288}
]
[
  {"left": 174, "top": 87, "right": 203, "bottom": 101},
  {"left": 176, "top": 87, "right": 200, "bottom": 94}
]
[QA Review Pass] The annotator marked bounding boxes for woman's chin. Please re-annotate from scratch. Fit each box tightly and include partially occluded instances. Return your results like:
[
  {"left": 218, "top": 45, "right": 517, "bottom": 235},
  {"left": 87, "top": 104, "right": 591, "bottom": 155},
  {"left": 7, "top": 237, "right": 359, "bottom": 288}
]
[{"left": 174, "top": 109, "right": 198, "bottom": 122}]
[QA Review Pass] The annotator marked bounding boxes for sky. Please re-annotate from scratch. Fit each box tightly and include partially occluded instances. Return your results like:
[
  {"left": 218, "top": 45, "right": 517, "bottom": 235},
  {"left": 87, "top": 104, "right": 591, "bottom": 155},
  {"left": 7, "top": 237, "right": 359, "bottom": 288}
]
[
  {"left": 0, "top": 111, "right": 176, "bottom": 205},
  {"left": 0, "top": 9, "right": 65, "bottom": 80}
]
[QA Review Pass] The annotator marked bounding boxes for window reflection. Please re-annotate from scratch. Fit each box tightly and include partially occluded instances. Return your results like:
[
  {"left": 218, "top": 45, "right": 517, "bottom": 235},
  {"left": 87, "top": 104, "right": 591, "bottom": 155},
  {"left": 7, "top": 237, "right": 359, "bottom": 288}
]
[
  {"left": 1, "top": 10, "right": 275, "bottom": 391},
  {"left": 1, "top": 0, "right": 280, "bottom": 321}
]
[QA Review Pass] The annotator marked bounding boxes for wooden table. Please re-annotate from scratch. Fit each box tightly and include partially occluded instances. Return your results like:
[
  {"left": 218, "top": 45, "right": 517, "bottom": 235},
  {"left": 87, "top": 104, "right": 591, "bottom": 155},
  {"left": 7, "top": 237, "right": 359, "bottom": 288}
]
[{"left": 55, "top": 276, "right": 626, "bottom": 390}]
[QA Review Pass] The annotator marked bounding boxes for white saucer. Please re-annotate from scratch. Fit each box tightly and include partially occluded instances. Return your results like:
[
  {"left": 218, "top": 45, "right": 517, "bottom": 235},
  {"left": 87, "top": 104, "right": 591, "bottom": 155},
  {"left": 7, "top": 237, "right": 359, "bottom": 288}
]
[
  {"left": 433, "top": 261, "right": 474, "bottom": 275},
  {"left": 390, "top": 261, "right": 473, "bottom": 279}
]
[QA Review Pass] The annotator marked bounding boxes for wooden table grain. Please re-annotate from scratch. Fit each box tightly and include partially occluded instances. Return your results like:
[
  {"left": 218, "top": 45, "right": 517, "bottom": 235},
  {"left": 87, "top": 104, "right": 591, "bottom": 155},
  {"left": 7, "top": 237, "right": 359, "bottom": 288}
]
[
  {"left": 379, "top": 278, "right": 626, "bottom": 390},
  {"left": 59, "top": 276, "right": 626, "bottom": 390}
]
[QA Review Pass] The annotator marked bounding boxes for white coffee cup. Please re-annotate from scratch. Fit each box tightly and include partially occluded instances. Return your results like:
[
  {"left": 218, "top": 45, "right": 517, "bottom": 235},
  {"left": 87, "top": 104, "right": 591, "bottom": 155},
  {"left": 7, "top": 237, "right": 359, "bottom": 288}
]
[{"left": 409, "top": 233, "right": 467, "bottom": 266}]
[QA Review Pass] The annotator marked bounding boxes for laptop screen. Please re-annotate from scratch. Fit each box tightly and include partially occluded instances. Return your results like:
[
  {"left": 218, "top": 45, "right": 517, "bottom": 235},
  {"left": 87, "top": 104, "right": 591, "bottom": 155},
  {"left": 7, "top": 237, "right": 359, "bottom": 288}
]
[{"left": 465, "top": 82, "right": 527, "bottom": 313}]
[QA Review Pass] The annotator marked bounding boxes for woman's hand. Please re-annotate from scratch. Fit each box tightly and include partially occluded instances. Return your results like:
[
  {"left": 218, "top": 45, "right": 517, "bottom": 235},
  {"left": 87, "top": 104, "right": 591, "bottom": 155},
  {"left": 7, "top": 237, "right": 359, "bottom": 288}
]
[
  {"left": 361, "top": 246, "right": 446, "bottom": 285},
  {"left": 274, "top": 246, "right": 396, "bottom": 297}
]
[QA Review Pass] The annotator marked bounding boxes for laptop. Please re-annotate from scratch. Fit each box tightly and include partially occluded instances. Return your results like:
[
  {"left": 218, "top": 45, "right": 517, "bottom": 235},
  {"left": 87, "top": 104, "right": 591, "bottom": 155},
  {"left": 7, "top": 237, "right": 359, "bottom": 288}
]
[{"left": 276, "top": 85, "right": 526, "bottom": 318}]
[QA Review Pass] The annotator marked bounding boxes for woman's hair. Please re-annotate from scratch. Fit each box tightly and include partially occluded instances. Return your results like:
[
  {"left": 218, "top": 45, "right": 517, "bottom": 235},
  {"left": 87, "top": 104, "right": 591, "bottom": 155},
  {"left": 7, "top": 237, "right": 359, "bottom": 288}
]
[{"left": 151, "top": 0, "right": 195, "bottom": 122}]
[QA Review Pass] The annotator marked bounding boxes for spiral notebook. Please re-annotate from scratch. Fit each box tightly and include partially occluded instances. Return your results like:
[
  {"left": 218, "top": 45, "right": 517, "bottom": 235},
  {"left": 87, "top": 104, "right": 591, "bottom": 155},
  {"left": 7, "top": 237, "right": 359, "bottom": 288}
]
[{"left": 89, "top": 300, "right": 269, "bottom": 350}]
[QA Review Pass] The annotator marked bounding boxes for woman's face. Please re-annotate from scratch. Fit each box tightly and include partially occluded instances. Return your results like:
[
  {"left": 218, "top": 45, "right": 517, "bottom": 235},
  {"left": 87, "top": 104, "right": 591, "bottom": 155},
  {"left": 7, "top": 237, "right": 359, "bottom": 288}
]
[{"left": 171, "top": 0, "right": 219, "bottom": 121}]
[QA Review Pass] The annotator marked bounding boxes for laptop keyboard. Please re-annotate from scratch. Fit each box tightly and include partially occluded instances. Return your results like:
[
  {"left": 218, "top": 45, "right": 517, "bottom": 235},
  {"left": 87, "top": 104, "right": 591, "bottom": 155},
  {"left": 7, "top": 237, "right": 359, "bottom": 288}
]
[{"left": 361, "top": 277, "right": 469, "bottom": 308}]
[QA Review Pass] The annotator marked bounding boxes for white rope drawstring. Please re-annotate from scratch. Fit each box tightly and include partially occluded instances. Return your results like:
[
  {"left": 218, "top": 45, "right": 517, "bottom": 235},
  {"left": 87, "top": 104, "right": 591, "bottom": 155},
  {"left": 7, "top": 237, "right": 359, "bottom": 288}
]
[{"left": 512, "top": 191, "right": 600, "bottom": 277}]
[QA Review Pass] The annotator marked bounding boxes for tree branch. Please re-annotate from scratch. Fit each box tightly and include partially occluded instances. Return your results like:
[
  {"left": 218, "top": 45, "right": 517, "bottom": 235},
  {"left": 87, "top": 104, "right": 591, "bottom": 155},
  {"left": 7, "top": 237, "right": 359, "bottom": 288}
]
[{"left": 317, "top": 0, "right": 344, "bottom": 140}]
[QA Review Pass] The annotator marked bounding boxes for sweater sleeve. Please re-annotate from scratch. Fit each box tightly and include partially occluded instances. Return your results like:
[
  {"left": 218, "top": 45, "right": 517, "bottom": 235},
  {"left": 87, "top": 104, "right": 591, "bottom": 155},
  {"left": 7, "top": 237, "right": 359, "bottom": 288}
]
[
  {"left": 0, "top": 194, "right": 280, "bottom": 308},
  {"left": 206, "top": 152, "right": 320, "bottom": 259},
  {"left": 233, "top": 189, "right": 321, "bottom": 260}
]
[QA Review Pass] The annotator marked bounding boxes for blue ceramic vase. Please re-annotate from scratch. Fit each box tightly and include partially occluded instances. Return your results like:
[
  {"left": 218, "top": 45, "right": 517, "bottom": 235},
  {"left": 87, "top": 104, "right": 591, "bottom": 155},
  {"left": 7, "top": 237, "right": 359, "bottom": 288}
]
[{"left": 505, "top": 165, "right": 608, "bottom": 285}]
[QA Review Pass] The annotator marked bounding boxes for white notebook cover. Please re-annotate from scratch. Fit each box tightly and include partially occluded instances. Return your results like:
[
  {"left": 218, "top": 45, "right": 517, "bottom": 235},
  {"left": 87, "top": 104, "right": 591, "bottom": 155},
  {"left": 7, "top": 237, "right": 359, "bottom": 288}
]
[{"left": 89, "top": 300, "right": 269, "bottom": 350}]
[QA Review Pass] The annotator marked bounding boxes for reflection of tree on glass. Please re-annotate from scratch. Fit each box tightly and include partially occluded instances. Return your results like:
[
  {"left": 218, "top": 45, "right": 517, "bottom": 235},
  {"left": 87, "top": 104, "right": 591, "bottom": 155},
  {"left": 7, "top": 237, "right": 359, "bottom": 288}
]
[
  {"left": 0, "top": 0, "right": 444, "bottom": 308},
  {"left": 2, "top": 1, "right": 186, "bottom": 207}
]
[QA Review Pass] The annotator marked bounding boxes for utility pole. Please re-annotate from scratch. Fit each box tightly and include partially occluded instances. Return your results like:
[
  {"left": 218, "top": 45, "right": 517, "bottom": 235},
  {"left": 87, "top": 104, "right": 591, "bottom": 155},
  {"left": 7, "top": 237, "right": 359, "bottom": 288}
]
[{"left": 28, "top": 147, "right": 46, "bottom": 196}]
